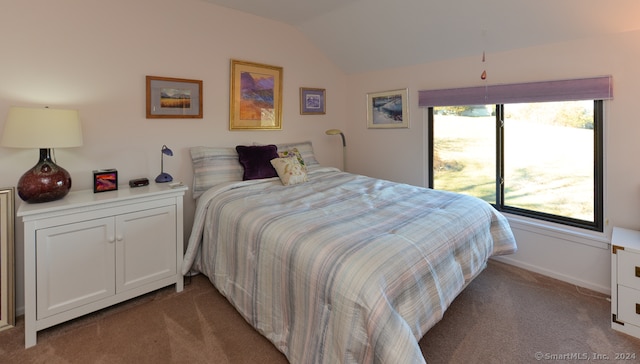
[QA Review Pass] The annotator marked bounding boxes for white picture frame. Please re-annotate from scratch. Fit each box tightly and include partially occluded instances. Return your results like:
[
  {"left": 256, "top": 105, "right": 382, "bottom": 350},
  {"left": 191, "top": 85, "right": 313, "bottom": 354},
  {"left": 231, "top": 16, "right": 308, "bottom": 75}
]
[
  {"left": 366, "top": 88, "right": 409, "bottom": 129},
  {"left": 0, "top": 187, "right": 15, "bottom": 332}
]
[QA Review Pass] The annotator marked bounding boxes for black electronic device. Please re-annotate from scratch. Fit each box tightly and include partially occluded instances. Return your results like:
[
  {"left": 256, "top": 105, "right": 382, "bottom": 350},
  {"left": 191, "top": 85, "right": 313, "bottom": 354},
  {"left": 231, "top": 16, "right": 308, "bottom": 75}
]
[{"left": 129, "top": 178, "right": 149, "bottom": 188}]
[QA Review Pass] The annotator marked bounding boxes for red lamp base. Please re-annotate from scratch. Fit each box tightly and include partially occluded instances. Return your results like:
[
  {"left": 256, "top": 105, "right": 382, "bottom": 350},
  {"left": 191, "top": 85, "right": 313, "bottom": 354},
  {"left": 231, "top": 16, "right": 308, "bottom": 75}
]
[{"left": 18, "top": 149, "right": 72, "bottom": 203}]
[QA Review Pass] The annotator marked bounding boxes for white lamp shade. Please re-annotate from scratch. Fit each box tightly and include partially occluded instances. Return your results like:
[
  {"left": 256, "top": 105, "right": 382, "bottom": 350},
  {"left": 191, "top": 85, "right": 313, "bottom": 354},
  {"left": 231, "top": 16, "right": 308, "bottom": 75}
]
[{"left": 1, "top": 106, "right": 83, "bottom": 148}]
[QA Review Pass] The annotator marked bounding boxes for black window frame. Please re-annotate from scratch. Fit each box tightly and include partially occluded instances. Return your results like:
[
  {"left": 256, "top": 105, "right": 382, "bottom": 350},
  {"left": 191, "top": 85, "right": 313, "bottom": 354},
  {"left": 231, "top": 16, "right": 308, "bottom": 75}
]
[{"left": 427, "top": 100, "right": 604, "bottom": 232}]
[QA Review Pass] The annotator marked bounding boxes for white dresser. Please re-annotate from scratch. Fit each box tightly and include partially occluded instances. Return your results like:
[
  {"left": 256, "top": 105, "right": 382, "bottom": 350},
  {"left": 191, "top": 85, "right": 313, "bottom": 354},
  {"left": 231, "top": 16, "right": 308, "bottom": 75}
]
[
  {"left": 18, "top": 184, "right": 187, "bottom": 347},
  {"left": 611, "top": 226, "right": 640, "bottom": 339}
]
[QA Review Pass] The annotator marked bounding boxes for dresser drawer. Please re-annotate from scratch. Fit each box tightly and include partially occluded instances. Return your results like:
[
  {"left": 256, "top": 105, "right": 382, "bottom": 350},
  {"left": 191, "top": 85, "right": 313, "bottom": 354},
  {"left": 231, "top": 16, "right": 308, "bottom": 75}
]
[
  {"left": 618, "top": 285, "right": 640, "bottom": 327},
  {"left": 618, "top": 249, "right": 640, "bottom": 291}
]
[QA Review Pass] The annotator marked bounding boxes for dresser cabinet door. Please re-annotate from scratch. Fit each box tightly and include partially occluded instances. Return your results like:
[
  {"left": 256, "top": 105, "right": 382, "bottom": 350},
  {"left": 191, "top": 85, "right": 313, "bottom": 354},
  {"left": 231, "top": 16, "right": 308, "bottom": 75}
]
[
  {"left": 116, "top": 205, "right": 177, "bottom": 293},
  {"left": 36, "top": 217, "right": 116, "bottom": 319}
]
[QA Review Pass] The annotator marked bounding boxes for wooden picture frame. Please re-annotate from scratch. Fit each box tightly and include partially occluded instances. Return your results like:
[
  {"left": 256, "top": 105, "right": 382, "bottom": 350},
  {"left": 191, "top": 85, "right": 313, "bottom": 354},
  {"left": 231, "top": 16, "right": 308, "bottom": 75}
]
[
  {"left": 300, "top": 87, "right": 326, "bottom": 115},
  {"left": 146, "top": 76, "right": 203, "bottom": 118},
  {"left": 230, "top": 60, "right": 283, "bottom": 130},
  {"left": 366, "top": 88, "right": 409, "bottom": 129},
  {"left": 0, "top": 187, "right": 15, "bottom": 332},
  {"left": 93, "top": 169, "right": 118, "bottom": 193}
]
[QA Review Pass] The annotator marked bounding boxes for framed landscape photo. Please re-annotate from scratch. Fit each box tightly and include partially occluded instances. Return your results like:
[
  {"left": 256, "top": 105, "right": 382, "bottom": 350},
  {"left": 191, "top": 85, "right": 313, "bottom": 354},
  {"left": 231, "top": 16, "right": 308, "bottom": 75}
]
[
  {"left": 0, "top": 187, "right": 15, "bottom": 332},
  {"left": 230, "top": 60, "right": 283, "bottom": 130},
  {"left": 146, "top": 76, "right": 203, "bottom": 118},
  {"left": 93, "top": 169, "right": 118, "bottom": 193},
  {"left": 300, "top": 87, "right": 326, "bottom": 115},
  {"left": 366, "top": 88, "right": 409, "bottom": 129}
]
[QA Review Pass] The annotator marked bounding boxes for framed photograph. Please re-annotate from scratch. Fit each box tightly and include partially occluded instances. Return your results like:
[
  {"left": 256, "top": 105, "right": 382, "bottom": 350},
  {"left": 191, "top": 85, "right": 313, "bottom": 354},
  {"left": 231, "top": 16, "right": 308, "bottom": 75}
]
[
  {"left": 93, "top": 169, "right": 118, "bottom": 193},
  {"left": 366, "top": 88, "right": 409, "bottom": 129},
  {"left": 0, "top": 187, "right": 14, "bottom": 332},
  {"left": 146, "top": 76, "right": 203, "bottom": 118},
  {"left": 300, "top": 87, "right": 326, "bottom": 115},
  {"left": 230, "top": 60, "right": 283, "bottom": 130}
]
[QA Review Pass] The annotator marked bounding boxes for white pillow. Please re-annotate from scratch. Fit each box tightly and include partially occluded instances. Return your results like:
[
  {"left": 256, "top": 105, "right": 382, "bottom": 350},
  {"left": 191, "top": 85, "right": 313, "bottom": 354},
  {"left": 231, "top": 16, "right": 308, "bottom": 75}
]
[
  {"left": 190, "top": 147, "right": 243, "bottom": 198},
  {"left": 270, "top": 157, "right": 309, "bottom": 186}
]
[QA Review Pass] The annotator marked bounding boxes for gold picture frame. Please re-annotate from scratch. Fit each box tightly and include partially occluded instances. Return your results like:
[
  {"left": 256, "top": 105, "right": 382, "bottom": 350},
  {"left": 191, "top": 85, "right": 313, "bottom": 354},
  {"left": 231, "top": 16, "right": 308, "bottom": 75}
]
[
  {"left": 0, "top": 187, "right": 15, "bottom": 332},
  {"left": 230, "top": 60, "right": 283, "bottom": 130},
  {"left": 366, "top": 88, "right": 409, "bottom": 129},
  {"left": 146, "top": 76, "right": 203, "bottom": 119}
]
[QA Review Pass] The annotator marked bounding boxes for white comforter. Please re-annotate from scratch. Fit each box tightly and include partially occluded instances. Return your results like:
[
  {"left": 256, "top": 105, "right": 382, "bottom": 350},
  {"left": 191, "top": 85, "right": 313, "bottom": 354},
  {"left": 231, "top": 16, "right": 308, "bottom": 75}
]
[{"left": 182, "top": 167, "right": 517, "bottom": 364}]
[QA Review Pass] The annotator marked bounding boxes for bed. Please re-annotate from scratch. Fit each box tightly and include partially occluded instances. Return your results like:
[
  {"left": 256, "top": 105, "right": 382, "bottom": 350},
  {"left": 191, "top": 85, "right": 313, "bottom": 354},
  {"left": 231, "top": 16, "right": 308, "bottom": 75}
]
[{"left": 181, "top": 142, "right": 517, "bottom": 364}]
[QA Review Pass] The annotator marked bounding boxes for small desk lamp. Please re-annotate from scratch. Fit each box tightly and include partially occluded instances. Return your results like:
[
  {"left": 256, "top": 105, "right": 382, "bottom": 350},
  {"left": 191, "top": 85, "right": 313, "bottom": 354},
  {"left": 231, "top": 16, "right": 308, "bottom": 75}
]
[
  {"left": 325, "top": 129, "right": 346, "bottom": 171},
  {"left": 1, "top": 106, "right": 83, "bottom": 203},
  {"left": 155, "top": 144, "right": 174, "bottom": 183}
]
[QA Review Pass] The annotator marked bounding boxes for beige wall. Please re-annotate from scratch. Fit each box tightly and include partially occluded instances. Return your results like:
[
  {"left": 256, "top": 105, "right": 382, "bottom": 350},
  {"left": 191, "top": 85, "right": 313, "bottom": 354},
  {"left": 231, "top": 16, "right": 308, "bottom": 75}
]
[
  {"left": 346, "top": 29, "right": 640, "bottom": 293},
  {"left": 0, "top": 0, "right": 347, "bottom": 313}
]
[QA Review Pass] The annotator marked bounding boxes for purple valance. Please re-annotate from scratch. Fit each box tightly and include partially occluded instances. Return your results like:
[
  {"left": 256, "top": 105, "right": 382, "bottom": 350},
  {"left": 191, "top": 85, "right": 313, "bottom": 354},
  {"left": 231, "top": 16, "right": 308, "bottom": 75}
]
[{"left": 418, "top": 76, "right": 613, "bottom": 107}]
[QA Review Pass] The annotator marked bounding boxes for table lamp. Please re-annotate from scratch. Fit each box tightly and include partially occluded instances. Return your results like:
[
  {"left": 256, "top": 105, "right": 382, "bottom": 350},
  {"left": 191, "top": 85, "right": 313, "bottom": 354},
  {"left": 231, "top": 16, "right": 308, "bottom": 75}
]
[
  {"left": 1, "top": 106, "right": 83, "bottom": 203},
  {"left": 325, "top": 129, "right": 346, "bottom": 171},
  {"left": 155, "top": 145, "right": 174, "bottom": 183}
]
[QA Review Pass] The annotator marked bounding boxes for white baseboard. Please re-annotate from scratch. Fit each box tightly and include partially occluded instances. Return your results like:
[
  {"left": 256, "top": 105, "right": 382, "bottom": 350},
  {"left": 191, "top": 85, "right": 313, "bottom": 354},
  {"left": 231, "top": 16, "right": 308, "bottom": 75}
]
[{"left": 490, "top": 255, "right": 611, "bottom": 295}]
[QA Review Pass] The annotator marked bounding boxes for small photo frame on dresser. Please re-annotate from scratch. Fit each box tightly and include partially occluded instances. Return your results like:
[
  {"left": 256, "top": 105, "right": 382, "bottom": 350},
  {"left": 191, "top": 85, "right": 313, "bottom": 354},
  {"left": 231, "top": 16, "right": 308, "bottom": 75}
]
[{"left": 93, "top": 169, "right": 118, "bottom": 193}]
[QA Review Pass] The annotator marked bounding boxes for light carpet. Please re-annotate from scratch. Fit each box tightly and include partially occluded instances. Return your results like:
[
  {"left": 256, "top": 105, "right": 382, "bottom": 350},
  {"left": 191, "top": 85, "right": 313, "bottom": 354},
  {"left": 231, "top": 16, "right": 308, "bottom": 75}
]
[{"left": 2, "top": 260, "right": 639, "bottom": 363}]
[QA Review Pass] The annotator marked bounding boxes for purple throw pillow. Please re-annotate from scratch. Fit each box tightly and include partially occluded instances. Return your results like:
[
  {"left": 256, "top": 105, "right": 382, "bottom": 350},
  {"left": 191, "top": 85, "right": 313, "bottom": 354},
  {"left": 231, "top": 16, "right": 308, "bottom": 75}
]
[{"left": 236, "top": 145, "right": 279, "bottom": 180}]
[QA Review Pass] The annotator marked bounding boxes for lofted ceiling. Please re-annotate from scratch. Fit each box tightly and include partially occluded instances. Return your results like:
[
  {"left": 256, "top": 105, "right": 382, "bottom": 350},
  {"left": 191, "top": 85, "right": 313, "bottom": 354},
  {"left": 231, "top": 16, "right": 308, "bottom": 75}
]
[{"left": 201, "top": 0, "right": 640, "bottom": 74}]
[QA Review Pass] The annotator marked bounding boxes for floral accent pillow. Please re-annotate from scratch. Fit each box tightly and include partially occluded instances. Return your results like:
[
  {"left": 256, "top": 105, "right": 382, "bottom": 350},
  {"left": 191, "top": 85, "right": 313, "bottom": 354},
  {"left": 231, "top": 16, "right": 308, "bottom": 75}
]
[
  {"left": 270, "top": 157, "right": 309, "bottom": 186},
  {"left": 277, "top": 147, "right": 307, "bottom": 172},
  {"left": 275, "top": 141, "right": 319, "bottom": 167}
]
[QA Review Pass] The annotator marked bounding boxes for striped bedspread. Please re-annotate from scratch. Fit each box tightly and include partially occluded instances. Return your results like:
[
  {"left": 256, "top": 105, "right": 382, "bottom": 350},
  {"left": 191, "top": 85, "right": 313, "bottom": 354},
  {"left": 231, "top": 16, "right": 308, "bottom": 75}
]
[{"left": 182, "top": 167, "right": 517, "bottom": 364}]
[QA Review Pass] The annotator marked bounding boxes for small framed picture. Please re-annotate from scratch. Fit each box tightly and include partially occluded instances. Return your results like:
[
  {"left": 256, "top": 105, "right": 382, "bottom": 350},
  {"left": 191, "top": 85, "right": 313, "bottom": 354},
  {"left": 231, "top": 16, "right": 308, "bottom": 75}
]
[
  {"left": 300, "top": 87, "right": 326, "bottom": 115},
  {"left": 366, "top": 88, "right": 409, "bottom": 129},
  {"left": 93, "top": 169, "right": 118, "bottom": 193},
  {"left": 146, "top": 76, "right": 203, "bottom": 119}
]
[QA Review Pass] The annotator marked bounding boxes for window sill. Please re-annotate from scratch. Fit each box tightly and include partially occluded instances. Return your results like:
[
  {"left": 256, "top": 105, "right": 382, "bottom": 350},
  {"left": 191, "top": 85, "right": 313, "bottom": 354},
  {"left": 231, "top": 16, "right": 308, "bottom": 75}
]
[{"left": 505, "top": 213, "right": 610, "bottom": 250}]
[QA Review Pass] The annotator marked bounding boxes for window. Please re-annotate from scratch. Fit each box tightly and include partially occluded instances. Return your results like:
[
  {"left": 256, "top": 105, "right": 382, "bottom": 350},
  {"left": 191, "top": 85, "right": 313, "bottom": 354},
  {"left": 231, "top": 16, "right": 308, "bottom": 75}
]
[{"left": 420, "top": 77, "right": 611, "bottom": 231}]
